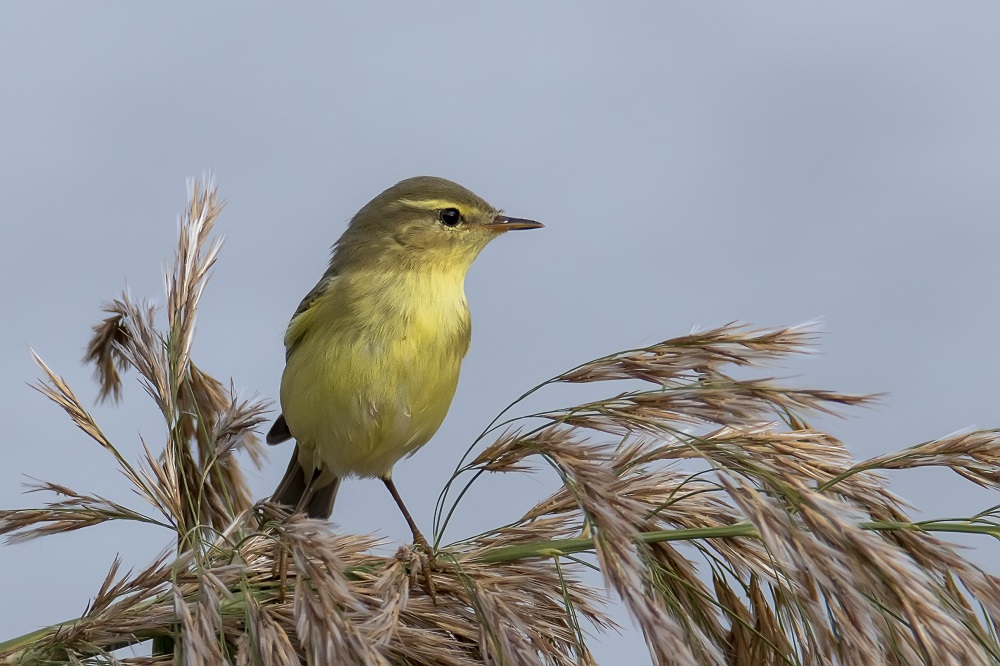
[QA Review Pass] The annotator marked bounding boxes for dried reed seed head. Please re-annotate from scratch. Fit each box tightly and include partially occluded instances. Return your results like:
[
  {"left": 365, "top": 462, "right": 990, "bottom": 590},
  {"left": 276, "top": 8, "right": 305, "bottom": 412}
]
[
  {"left": 556, "top": 323, "right": 820, "bottom": 385},
  {"left": 83, "top": 303, "right": 132, "bottom": 403},
  {"left": 236, "top": 598, "right": 300, "bottom": 666},
  {"left": 860, "top": 429, "right": 1000, "bottom": 488}
]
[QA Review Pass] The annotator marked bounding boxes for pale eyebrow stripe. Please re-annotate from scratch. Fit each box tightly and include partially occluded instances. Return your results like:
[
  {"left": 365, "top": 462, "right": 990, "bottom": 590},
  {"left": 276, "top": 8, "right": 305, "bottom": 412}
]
[
  {"left": 399, "top": 197, "right": 495, "bottom": 212},
  {"left": 397, "top": 198, "right": 458, "bottom": 211},
  {"left": 397, "top": 198, "right": 495, "bottom": 219}
]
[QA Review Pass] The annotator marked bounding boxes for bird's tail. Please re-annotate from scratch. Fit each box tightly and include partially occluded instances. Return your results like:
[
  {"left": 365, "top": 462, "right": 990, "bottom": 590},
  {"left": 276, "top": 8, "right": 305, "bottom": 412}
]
[{"left": 271, "top": 444, "right": 340, "bottom": 519}]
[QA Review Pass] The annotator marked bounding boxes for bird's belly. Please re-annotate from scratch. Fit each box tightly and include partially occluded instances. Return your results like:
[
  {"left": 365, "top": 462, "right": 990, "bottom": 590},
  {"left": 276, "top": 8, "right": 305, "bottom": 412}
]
[{"left": 280, "top": 328, "right": 463, "bottom": 479}]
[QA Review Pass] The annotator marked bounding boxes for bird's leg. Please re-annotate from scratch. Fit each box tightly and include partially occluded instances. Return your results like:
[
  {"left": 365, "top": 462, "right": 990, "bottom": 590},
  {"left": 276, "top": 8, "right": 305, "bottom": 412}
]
[
  {"left": 382, "top": 476, "right": 439, "bottom": 604},
  {"left": 381, "top": 476, "right": 431, "bottom": 552}
]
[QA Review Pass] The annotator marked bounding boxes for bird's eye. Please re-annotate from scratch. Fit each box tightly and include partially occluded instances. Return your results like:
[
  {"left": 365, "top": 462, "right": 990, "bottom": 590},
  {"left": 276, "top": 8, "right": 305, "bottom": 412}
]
[{"left": 438, "top": 208, "right": 462, "bottom": 227}]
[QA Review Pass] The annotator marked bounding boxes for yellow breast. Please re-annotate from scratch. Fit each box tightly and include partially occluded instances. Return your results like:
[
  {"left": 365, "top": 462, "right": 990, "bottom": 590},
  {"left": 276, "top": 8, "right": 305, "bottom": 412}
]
[{"left": 279, "top": 268, "right": 471, "bottom": 479}]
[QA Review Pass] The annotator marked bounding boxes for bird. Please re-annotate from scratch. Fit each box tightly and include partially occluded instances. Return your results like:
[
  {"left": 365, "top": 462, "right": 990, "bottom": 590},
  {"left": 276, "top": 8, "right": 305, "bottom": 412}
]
[{"left": 267, "top": 176, "right": 542, "bottom": 547}]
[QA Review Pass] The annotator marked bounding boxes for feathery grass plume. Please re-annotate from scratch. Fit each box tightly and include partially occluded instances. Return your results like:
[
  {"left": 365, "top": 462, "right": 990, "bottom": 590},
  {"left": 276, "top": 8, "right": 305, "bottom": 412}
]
[
  {"left": 4, "top": 179, "right": 1000, "bottom": 664},
  {"left": 437, "top": 323, "right": 1000, "bottom": 663}
]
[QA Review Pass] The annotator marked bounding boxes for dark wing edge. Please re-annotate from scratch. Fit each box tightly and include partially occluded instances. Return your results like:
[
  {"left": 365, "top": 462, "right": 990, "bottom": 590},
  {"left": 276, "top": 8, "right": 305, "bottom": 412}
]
[
  {"left": 270, "top": 444, "right": 341, "bottom": 519},
  {"left": 266, "top": 413, "right": 292, "bottom": 444},
  {"left": 285, "top": 272, "right": 336, "bottom": 357}
]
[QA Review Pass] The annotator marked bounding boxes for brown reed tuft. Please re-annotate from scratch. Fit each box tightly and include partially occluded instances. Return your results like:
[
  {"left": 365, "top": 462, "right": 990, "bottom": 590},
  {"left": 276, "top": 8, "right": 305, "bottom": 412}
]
[{"left": 3, "top": 177, "right": 1000, "bottom": 665}]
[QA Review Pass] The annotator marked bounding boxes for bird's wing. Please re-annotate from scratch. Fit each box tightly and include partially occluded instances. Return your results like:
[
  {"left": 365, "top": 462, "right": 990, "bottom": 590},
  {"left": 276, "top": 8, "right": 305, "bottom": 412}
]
[
  {"left": 266, "top": 271, "right": 339, "bottom": 446},
  {"left": 283, "top": 271, "right": 338, "bottom": 361},
  {"left": 266, "top": 413, "right": 292, "bottom": 444}
]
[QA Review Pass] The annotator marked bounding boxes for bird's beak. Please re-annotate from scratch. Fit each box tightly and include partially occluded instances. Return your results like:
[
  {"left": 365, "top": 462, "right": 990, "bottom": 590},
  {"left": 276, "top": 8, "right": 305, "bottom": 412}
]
[{"left": 484, "top": 214, "right": 545, "bottom": 232}]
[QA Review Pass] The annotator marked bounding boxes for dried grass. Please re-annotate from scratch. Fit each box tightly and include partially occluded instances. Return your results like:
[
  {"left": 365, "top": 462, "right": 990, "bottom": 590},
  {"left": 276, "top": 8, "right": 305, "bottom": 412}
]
[{"left": 3, "top": 177, "right": 1000, "bottom": 665}]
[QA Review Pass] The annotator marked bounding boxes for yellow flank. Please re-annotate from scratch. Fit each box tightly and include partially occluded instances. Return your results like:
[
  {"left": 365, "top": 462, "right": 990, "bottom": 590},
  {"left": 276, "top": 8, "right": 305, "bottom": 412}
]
[{"left": 280, "top": 265, "right": 471, "bottom": 480}]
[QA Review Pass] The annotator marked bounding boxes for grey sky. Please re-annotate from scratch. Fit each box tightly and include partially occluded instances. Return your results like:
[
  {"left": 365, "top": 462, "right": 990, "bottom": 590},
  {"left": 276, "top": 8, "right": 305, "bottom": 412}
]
[{"left": 2, "top": 3, "right": 999, "bottom": 662}]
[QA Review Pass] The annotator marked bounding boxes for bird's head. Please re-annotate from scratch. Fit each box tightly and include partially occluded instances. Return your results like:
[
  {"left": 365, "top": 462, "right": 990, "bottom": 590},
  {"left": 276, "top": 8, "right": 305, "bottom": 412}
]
[{"left": 331, "top": 176, "right": 542, "bottom": 273}]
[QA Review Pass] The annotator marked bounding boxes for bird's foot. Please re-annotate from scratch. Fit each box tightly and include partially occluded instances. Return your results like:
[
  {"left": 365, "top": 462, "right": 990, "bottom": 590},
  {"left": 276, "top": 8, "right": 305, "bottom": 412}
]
[
  {"left": 398, "top": 542, "right": 441, "bottom": 605},
  {"left": 410, "top": 526, "right": 432, "bottom": 554}
]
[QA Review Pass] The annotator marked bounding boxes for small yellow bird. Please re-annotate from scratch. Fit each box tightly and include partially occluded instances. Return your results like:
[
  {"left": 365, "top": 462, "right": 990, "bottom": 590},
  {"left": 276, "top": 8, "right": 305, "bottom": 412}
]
[{"left": 267, "top": 176, "right": 542, "bottom": 546}]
